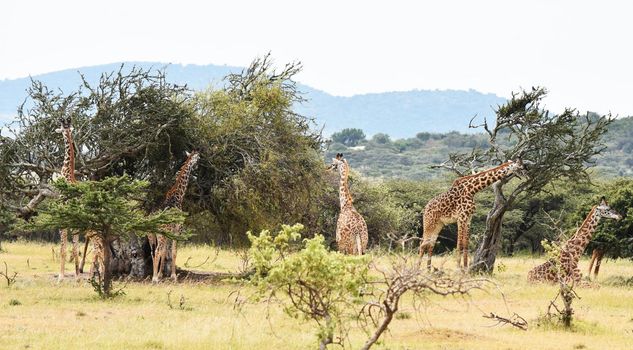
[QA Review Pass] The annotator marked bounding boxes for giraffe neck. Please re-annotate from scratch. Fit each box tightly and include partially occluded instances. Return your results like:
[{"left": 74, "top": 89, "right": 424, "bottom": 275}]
[
  {"left": 163, "top": 157, "right": 197, "bottom": 209},
  {"left": 61, "top": 129, "right": 76, "bottom": 183},
  {"left": 338, "top": 162, "right": 354, "bottom": 209},
  {"left": 563, "top": 206, "right": 600, "bottom": 259},
  {"left": 455, "top": 162, "right": 513, "bottom": 195}
]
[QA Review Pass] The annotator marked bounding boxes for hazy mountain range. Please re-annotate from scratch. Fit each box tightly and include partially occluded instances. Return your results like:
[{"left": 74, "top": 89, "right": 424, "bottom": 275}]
[{"left": 0, "top": 62, "right": 508, "bottom": 138}]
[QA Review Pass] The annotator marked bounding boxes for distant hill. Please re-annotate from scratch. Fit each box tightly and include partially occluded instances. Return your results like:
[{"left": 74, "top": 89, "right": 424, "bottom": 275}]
[
  {"left": 325, "top": 116, "right": 633, "bottom": 180},
  {"left": 0, "top": 62, "right": 506, "bottom": 137}
]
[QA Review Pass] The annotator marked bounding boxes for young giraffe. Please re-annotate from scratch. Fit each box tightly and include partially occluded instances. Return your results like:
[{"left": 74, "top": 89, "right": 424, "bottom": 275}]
[
  {"left": 527, "top": 198, "right": 621, "bottom": 285},
  {"left": 587, "top": 247, "right": 605, "bottom": 279},
  {"left": 55, "top": 117, "right": 102, "bottom": 280},
  {"left": 420, "top": 159, "right": 526, "bottom": 270},
  {"left": 151, "top": 150, "right": 200, "bottom": 282},
  {"left": 329, "top": 153, "right": 368, "bottom": 255}
]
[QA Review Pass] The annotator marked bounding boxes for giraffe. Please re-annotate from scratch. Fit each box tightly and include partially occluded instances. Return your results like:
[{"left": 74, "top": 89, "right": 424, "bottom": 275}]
[
  {"left": 527, "top": 197, "right": 621, "bottom": 284},
  {"left": 151, "top": 150, "right": 200, "bottom": 282},
  {"left": 329, "top": 153, "right": 368, "bottom": 255},
  {"left": 56, "top": 117, "right": 102, "bottom": 281},
  {"left": 55, "top": 117, "right": 81, "bottom": 281},
  {"left": 419, "top": 159, "right": 526, "bottom": 270},
  {"left": 587, "top": 247, "right": 605, "bottom": 279}
]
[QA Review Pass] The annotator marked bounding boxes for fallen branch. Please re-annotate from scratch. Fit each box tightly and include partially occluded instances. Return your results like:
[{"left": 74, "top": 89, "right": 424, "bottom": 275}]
[{"left": 482, "top": 312, "right": 528, "bottom": 331}]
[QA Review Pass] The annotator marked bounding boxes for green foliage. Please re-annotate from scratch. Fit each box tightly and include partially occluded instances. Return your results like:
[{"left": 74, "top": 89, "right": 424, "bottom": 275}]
[
  {"left": 248, "top": 224, "right": 369, "bottom": 348},
  {"left": 27, "top": 176, "right": 187, "bottom": 241},
  {"left": 185, "top": 57, "right": 325, "bottom": 245},
  {"left": 331, "top": 128, "right": 366, "bottom": 146}
]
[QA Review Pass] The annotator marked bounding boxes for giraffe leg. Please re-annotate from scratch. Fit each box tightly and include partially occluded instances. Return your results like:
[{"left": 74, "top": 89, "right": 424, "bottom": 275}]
[
  {"left": 170, "top": 239, "right": 178, "bottom": 281},
  {"left": 97, "top": 239, "right": 106, "bottom": 286},
  {"left": 354, "top": 233, "right": 362, "bottom": 256},
  {"left": 457, "top": 217, "right": 471, "bottom": 271},
  {"left": 59, "top": 229, "right": 67, "bottom": 282},
  {"left": 92, "top": 238, "right": 103, "bottom": 280},
  {"left": 461, "top": 231, "right": 470, "bottom": 270},
  {"left": 148, "top": 234, "right": 157, "bottom": 255},
  {"left": 455, "top": 235, "right": 462, "bottom": 268},
  {"left": 588, "top": 249, "right": 597, "bottom": 279},
  {"left": 594, "top": 250, "right": 604, "bottom": 279},
  {"left": 72, "top": 233, "right": 80, "bottom": 278},
  {"left": 79, "top": 236, "right": 91, "bottom": 274},
  {"left": 420, "top": 216, "right": 442, "bottom": 270}
]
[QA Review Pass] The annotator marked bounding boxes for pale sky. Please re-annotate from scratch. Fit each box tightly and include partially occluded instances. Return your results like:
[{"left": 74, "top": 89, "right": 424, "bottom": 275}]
[{"left": 1, "top": 0, "right": 631, "bottom": 116}]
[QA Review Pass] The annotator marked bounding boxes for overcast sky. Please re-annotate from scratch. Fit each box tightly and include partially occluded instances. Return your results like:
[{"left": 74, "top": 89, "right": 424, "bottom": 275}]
[{"left": 1, "top": 0, "right": 631, "bottom": 116}]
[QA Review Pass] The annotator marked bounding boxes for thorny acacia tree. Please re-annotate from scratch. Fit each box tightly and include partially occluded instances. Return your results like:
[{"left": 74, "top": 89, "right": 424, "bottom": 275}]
[
  {"left": 438, "top": 87, "right": 613, "bottom": 273},
  {"left": 188, "top": 54, "right": 325, "bottom": 244},
  {"left": 0, "top": 66, "right": 193, "bottom": 221}
]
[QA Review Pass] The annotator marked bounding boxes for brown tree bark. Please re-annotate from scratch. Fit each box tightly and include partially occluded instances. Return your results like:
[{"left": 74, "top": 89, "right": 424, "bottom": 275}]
[{"left": 471, "top": 180, "right": 511, "bottom": 274}]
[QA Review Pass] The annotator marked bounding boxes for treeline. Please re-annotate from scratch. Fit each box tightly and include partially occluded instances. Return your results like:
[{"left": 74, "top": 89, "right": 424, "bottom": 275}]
[
  {"left": 327, "top": 116, "right": 633, "bottom": 179},
  {"left": 2, "top": 59, "right": 632, "bottom": 264}
]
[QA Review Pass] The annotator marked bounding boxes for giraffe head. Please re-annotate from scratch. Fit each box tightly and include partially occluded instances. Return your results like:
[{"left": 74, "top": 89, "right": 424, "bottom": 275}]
[
  {"left": 328, "top": 153, "right": 347, "bottom": 171},
  {"left": 506, "top": 158, "right": 528, "bottom": 179},
  {"left": 185, "top": 150, "right": 201, "bottom": 167},
  {"left": 595, "top": 197, "right": 622, "bottom": 220},
  {"left": 55, "top": 117, "right": 73, "bottom": 133}
]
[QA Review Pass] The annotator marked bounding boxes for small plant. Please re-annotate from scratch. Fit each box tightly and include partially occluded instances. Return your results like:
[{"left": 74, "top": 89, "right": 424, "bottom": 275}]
[
  {"left": 395, "top": 311, "right": 411, "bottom": 320},
  {"left": 0, "top": 261, "right": 18, "bottom": 287},
  {"left": 89, "top": 277, "right": 126, "bottom": 299},
  {"left": 536, "top": 210, "right": 581, "bottom": 329},
  {"left": 167, "top": 289, "right": 191, "bottom": 311},
  {"left": 248, "top": 224, "right": 369, "bottom": 350},
  {"left": 9, "top": 299, "right": 21, "bottom": 306}
]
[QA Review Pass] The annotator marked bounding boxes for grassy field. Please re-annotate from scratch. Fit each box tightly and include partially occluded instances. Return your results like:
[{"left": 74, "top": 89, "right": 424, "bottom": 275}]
[{"left": 1, "top": 242, "right": 633, "bottom": 349}]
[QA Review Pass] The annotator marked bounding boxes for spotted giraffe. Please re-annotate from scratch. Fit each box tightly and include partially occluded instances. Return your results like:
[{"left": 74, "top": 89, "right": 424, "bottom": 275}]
[
  {"left": 55, "top": 117, "right": 102, "bottom": 281},
  {"left": 420, "top": 159, "right": 526, "bottom": 270},
  {"left": 151, "top": 150, "right": 200, "bottom": 282},
  {"left": 329, "top": 153, "right": 368, "bottom": 255},
  {"left": 528, "top": 197, "right": 621, "bottom": 285}
]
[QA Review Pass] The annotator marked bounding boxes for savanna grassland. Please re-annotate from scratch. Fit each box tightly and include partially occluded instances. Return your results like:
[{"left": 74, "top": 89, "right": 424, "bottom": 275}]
[{"left": 1, "top": 242, "right": 632, "bottom": 350}]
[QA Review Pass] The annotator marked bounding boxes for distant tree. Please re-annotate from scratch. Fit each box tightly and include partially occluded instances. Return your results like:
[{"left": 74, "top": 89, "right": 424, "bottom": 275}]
[
  {"left": 371, "top": 133, "right": 391, "bottom": 145},
  {"left": 26, "top": 175, "right": 186, "bottom": 297},
  {"left": 331, "top": 128, "right": 366, "bottom": 147},
  {"left": 415, "top": 132, "right": 431, "bottom": 141},
  {"left": 438, "top": 87, "right": 613, "bottom": 273}
]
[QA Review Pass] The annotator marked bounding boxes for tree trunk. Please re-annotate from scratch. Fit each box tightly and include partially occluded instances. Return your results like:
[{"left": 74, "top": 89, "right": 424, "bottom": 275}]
[
  {"left": 318, "top": 314, "right": 334, "bottom": 350},
  {"left": 471, "top": 181, "right": 510, "bottom": 274},
  {"left": 88, "top": 235, "right": 172, "bottom": 280}
]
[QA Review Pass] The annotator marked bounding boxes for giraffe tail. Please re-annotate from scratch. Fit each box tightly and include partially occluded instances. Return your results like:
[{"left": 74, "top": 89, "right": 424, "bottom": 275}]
[{"left": 355, "top": 233, "right": 362, "bottom": 255}]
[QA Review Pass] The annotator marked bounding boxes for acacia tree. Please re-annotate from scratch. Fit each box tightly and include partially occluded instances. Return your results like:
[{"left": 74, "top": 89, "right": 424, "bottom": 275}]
[
  {"left": 0, "top": 66, "right": 193, "bottom": 221},
  {"left": 187, "top": 54, "right": 325, "bottom": 244},
  {"left": 440, "top": 87, "right": 612, "bottom": 273},
  {"left": 331, "top": 128, "right": 366, "bottom": 146},
  {"left": 27, "top": 175, "right": 186, "bottom": 296}
]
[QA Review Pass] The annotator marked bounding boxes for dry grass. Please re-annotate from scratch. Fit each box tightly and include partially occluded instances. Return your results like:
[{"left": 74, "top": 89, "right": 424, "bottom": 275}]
[{"left": 1, "top": 241, "right": 633, "bottom": 349}]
